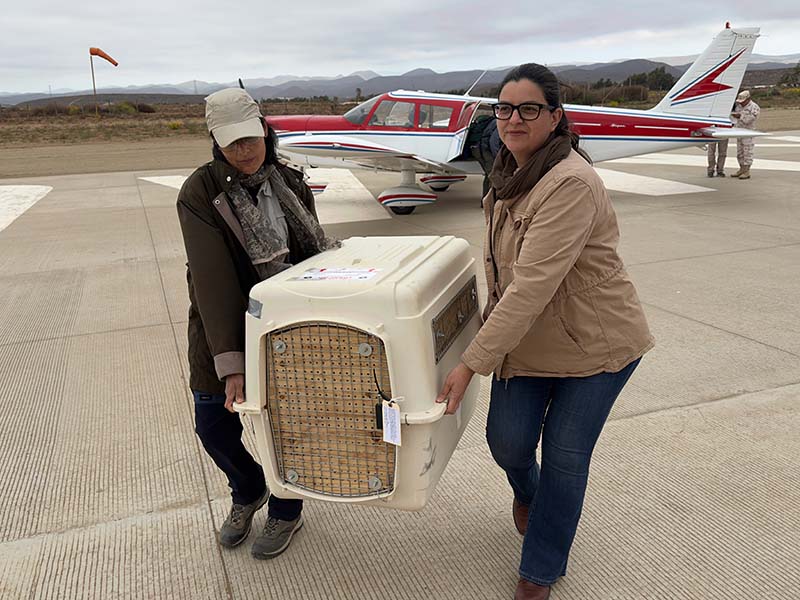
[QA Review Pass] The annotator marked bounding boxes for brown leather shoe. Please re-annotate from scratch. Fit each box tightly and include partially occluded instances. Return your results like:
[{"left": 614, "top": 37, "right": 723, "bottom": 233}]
[
  {"left": 512, "top": 498, "right": 529, "bottom": 535},
  {"left": 514, "top": 578, "right": 551, "bottom": 600}
]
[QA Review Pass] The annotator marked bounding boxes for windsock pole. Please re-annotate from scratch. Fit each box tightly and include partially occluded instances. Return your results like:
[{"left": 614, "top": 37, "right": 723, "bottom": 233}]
[
  {"left": 88, "top": 48, "right": 118, "bottom": 117},
  {"left": 90, "top": 54, "right": 98, "bottom": 117}
]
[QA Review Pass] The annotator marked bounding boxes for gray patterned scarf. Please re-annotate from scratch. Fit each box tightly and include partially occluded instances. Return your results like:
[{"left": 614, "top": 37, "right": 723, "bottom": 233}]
[{"left": 228, "top": 163, "right": 338, "bottom": 280}]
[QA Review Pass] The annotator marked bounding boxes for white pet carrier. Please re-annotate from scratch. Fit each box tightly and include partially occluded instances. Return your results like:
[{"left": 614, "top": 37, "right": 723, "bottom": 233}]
[{"left": 235, "top": 236, "right": 480, "bottom": 510}]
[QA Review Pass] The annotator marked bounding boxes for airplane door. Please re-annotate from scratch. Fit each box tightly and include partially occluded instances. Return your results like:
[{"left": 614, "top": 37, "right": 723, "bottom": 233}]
[
  {"left": 446, "top": 101, "right": 494, "bottom": 161},
  {"left": 446, "top": 102, "right": 475, "bottom": 161}
]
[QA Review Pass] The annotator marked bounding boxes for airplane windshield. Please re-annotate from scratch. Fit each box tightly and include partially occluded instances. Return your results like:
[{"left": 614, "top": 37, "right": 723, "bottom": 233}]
[{"left": 343, "top": 96, "right": 381, "bottom": 125}]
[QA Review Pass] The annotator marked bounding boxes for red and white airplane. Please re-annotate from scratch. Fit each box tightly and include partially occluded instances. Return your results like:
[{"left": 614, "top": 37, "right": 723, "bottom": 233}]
[{"left": 266, "top": 24, "right": 764, "bottom": 214}]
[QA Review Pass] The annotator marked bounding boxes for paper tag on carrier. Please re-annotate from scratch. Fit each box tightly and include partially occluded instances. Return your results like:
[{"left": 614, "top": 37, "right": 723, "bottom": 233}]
[
  {"left": 298, "top": 267, "right": 381, "bottom": 281},
  {"left": 382, "top": 400, "right": 402, "bottom": 446}
]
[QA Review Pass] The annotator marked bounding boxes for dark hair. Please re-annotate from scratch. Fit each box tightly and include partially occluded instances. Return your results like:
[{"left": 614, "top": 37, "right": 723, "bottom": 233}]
[
  {"left": 500, "top": 63, "right": 588, "bottom": 159},
  {"left": 210, "top": 119, "right": 280, "bottom": 166}
]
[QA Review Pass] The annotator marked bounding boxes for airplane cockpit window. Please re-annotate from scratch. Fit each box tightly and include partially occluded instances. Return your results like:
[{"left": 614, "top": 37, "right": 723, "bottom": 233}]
[
  {"left": 368, "top": 100, "right": 417, "bottom": 127},
  {"left": 418, "top": 104, "right": 454, "bottom": 129},
  {"left": 343, "top": 96, "right": 381, "bottom": 125}
]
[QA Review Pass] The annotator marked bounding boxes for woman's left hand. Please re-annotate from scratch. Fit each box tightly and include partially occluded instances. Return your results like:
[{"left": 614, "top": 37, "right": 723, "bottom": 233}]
[{"left": 436, "top": 362, "right": 475, "bottom": 415}]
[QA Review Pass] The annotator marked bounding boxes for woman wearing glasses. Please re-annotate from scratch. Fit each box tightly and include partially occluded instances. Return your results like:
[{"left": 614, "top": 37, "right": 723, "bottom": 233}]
[{"left": 436, "top": 64, "right": 653, "bottom": 600}]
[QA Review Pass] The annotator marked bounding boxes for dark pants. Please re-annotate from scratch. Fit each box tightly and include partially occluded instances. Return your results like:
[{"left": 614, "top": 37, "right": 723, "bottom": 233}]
[
  {"left": 486, "top": 359, "right": 640, "bottom": 585},
  {"left": 193, "top": 391, "right": 302, "bottom": 521}
]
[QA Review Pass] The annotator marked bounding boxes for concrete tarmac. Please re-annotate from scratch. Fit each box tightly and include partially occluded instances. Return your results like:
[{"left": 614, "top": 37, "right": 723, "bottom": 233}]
[{"left": 1, "top": 135, "right": 799, "bottom": 599}]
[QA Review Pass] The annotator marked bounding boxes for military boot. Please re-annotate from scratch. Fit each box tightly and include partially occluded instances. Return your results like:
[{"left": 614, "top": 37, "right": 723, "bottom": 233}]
[
  {"left": 738, "top": 166, "right": 751, "bottom": 180},
  {"left": 731, "top": 168, "right": 743, "bottom": 178}
]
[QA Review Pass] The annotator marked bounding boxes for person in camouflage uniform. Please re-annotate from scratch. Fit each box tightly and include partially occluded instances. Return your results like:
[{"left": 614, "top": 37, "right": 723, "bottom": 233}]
[
  {"left": 707, "top": 139, "right": 729, "bottom": 177},
  {"left": 731, "top": 90, "right": 760, "bottom": 180}
]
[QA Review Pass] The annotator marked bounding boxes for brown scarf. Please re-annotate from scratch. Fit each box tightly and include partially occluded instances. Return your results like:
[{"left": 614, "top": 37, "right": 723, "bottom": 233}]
[{"left": 489, "top": 134, "right": 574, "bottom": 201}]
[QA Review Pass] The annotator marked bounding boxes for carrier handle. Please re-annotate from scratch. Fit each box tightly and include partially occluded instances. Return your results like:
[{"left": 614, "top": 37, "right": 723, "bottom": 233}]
[
  {"left": 235, "top": 397, "right": 448, "bottom": 424},
  {"left": 402, "top": 402, "right": 447, "bottom": 425}
]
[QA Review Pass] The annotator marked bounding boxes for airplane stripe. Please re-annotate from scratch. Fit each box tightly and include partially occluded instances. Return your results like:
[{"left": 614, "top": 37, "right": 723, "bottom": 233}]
[
  {"left": 277, "top": 130, "right": 459, "bottom": 139},
  {"left": 565, "top": 106, "right": 731, "bottom": 125},
  {"left": 669, "top": 48, "right": 746, "bottom": 100},
  {"left": 581, "top": 136, "right": 709, "bottom": 143},
  {"left": 288, "top": 144, "right": 392, "bottom": 153}
]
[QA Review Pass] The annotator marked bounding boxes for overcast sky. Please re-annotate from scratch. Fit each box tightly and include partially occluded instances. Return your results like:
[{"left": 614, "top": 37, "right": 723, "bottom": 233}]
[{"left": 2, "top": 1, "right": 799, "bottom": 94}]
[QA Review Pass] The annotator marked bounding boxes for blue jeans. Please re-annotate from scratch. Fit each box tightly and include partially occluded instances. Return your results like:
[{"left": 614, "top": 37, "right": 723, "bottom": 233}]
[
  {"left": 193, "top": 392, "right": 302, "bottom": 521},
  {"left": 486, "top": 359, "right": 640, "bottom": 585}
]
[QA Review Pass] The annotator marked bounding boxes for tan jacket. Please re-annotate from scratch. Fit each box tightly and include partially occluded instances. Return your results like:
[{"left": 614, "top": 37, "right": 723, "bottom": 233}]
[{"left": 461, "top": 150, "right": 654, "bottom": 378}]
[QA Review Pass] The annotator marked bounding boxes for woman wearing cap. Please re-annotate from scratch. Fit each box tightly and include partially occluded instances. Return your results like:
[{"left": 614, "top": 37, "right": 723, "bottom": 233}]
[
  {"left": 177, "top": 88, "right": 336, "bottom": 559},
  {"left": 436, "top": 64, "right": 653, "bottom": 599}
]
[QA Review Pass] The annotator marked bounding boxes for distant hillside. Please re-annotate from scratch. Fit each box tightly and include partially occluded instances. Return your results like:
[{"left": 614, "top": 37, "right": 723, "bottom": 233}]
[
  {"left": 13, "top": 93, "right": 206, "bottom": 108},
  {"left": 742, "top": 67, "right": 793, "bottom": 87},
  {"left": 5, "top": 59, "right": 797, "bottom": 107},
  {"left": 552, "top": 60, "right": 684, "bottom": 84}
]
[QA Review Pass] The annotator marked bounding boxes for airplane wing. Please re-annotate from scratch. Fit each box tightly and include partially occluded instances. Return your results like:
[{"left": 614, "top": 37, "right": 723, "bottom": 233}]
[
  {"left": 279, "top": 135, "right": 462, "bottom": 174},
  {"left": 697, "top": 127, "right": 770, "bottom": 139}
]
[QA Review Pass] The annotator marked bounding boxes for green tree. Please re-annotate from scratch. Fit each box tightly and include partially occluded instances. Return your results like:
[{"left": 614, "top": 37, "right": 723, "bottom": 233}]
[
  {"left": 779, "top": 62, "right": 800, "bottom": 87},
  {"left": 647, "top": 66, "right": 676, "bottom": 91}
]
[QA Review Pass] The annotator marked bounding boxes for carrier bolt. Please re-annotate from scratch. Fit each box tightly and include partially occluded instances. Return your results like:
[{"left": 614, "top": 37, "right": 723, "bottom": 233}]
[
  {"left": 368, "top": 475, "right": 382, "bottom": 491},
  {"left": 273, "top": 340, "right": 287, "bottom": 354},
  {"left": 358, "top": 343, "right": 373, "bottom": 357},
  {"left": 286, "top": 470, "right": 299, "bottom": 484}
]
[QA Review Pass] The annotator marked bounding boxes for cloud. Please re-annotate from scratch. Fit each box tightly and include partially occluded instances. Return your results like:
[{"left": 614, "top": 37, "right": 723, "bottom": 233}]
[{"left": 1, "top": 1, "right": 797, "bottom": 93}]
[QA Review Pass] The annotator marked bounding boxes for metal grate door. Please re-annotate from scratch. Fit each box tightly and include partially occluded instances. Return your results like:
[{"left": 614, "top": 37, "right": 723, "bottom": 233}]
[{"left": 266, "top": 321, "right": 396, "bottom": 497}]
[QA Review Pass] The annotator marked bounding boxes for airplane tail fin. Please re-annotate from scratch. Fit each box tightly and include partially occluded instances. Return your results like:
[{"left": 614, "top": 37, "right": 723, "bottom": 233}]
[{"left": 651, "top": 24, "right": 760, "bottom": 119}]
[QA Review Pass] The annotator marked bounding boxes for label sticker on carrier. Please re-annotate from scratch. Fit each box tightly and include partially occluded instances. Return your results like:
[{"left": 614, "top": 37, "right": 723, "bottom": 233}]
[
  {"left": 297, "top": 267, "right": 381, "bottom": 281},
  {"left": 382, "top": 400, "right": 402, "bottom": 446}
]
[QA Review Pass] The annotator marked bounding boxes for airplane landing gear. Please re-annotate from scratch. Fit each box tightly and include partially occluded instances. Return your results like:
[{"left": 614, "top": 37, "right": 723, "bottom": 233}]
[{"left": 389, "top": 206, "right": 416, "bottom": 215}]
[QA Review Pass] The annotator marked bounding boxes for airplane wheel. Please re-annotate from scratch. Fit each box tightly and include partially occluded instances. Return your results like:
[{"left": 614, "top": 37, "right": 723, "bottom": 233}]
[
  {"left": 390, "top": 206, "right": 416, "bottom": 215},
  {"left": 429, "top": 185, "right": 449, "bottom": 192}
]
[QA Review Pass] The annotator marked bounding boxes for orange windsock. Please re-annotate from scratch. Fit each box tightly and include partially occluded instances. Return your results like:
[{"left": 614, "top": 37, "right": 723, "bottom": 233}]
[{"left": 89, "top": 47, "right": 119, "bottom": 66}]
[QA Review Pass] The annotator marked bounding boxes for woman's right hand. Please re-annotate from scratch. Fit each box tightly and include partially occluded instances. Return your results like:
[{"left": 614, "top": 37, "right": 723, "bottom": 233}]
[{"left": 224, "top": 374, "right": 245, "bottom": 413}]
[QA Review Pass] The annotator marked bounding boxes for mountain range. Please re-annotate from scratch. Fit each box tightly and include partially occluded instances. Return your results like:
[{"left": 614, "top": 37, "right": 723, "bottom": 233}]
[{"left": 2, "top": 54, "right": 797, "bottom": 107}]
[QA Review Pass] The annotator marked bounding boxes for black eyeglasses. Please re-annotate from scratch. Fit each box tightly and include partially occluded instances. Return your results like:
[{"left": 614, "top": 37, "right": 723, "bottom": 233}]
[{"left": 492, "top": 102, "right": 555, "bottom": 121}]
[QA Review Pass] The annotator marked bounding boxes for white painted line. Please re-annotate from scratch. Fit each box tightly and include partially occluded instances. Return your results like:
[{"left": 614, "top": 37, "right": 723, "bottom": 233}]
[
  {"left": 307, "top": 168, "right": 390, "bottom": 224},
  {"left": 0, "top": 185, "right": 53, "bottom": 232},
  {"left": 594, "top": 169, "right": 714, "bottom": 196},
  {"left": 139, "top": 176, "right": 187, "bottom": 190},
  {"left": 757, "top": 144, "right": 800, "bottom": 148},
  {"left": 608, "top": 154, "right": 800, "bottom": 172},
  {"left": 139, "top": 168, "right": 389, "bottom": 225},
  {"left": 768, "top": 136, "right": 800, "bottom": 143}
]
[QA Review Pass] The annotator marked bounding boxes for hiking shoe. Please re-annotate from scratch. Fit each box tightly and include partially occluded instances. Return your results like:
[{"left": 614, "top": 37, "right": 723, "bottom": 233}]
[
  {"left": 251, "top": 515, "right": 304, "bottom": 559},
  {"left": 219, "top": 489, "right": 269, "bottom": 548}
]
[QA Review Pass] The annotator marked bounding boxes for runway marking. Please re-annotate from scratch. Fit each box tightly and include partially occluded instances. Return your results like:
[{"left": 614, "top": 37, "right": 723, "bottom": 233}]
[
  {"left": 755, "top": 144, "right": 800, "bottom": 148},
  {"left": 768, "top": 136, "right": 800, "bottom": 143},
  {"left": 138, "top": 175, "right": 187, "bottom": 190},
  {"left": 140, "top": 169, "right": 389, "bottom": 225},
  {"left": 594, "top": 169, "right": 715, "bottom": 196},
  {"left": 608, "top": 154, "right": 800, "bottom": 172},
  {"left": 0, "top": 185, "right": 53, "bottom": 232}
]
